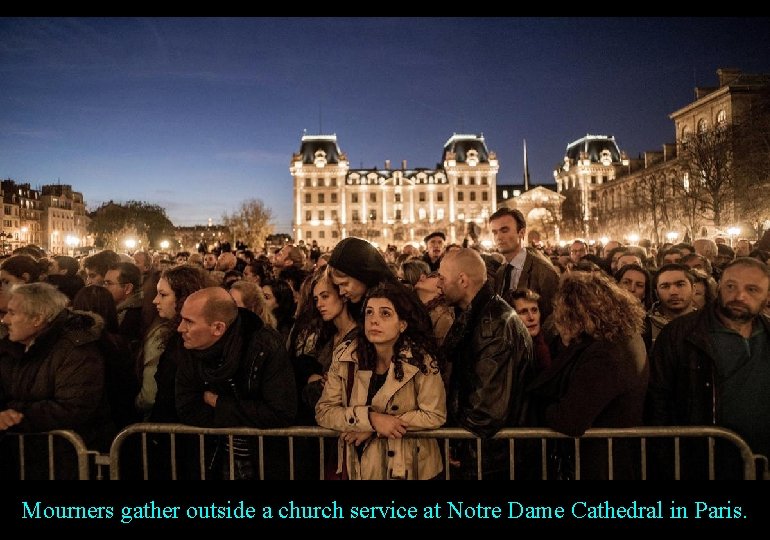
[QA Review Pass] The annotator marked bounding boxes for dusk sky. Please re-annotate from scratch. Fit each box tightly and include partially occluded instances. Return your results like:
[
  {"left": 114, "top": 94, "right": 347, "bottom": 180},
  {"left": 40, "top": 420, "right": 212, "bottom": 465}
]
[{"left": 2, "top": 18, "right": 770, "bottom": 233}]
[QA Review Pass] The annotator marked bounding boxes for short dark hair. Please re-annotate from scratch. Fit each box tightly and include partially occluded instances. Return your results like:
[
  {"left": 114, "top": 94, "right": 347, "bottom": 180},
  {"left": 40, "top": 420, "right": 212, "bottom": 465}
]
[
  {"left": 489, "top": 207, "right": 526, "bottom": 232},
  {"left": 654, "top": 263, "right": 695, "bottom": 289},
  {"left": 108, "top": 261, "right": 142, "bottom": 290},
  {"left": 54, "top": 255, "right": 80, "bottom": 277},
  {"left": 504, "top": 288, "right": 541, "bottom": 306},
  {"left": 84, "top": 250, "right": 121, "bottom": 277}
]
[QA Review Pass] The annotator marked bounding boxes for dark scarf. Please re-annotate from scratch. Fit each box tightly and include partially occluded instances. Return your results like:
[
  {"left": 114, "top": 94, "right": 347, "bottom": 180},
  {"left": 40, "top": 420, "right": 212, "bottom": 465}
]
[{"left": 190, "top": 313, "right": 244, "bottom": 384}]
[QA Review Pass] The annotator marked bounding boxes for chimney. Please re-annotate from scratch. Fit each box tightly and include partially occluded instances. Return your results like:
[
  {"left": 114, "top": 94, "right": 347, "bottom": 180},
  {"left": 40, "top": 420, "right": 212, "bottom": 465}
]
[
  {"left": 401, "top": 159, "right": 407, "bottom": 170},
  {"left": 385, "top": 159, "right": 391, "bottom": 170},
  {"left": 717, "top": 68, "right": 741, "bottom": 86}
]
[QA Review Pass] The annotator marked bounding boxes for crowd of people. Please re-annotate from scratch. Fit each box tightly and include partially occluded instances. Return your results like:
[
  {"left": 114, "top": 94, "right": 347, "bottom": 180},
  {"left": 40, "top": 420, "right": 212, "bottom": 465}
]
[{"left": 0, "top": 210, "right": 768, "bottom": 479}]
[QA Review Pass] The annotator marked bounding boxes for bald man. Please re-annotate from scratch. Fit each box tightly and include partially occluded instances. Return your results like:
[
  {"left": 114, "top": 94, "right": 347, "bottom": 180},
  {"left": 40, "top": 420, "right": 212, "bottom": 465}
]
[
  {"left": 174, "top": 287, "right": 297, "bottom": 479},
  {"left": 438, "top": 249, "right": 533, "bottom": 479}
]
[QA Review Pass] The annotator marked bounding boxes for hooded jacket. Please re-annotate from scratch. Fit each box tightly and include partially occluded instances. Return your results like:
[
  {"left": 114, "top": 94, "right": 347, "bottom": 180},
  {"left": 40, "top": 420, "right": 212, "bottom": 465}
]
[{"left": 327, "top": 237, "right": 398, "bottom": 288}]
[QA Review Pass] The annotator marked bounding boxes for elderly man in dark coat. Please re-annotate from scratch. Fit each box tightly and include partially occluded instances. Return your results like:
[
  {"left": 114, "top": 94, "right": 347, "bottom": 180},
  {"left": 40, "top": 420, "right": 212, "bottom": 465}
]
[{"left": 0, "top": 282, "right": 111, "bottom": 479}]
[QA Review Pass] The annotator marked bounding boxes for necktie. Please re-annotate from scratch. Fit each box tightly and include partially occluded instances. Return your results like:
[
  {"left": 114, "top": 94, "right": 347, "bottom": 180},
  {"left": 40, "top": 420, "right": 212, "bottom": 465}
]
[{"left": 502, "top": 264, "right": 514, "bottom": 292}]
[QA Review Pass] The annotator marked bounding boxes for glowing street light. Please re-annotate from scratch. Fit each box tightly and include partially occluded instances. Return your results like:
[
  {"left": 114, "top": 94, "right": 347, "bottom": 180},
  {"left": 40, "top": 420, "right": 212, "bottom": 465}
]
[
  {"left": 159, "top": 240, "right": 170, "bottom": 250},
  {"left": 627, "top": 233, "right": 640, "bottom": 245},
  {"left": 600, "top": 236, "right": 609, "bottom": 245},
  {"left": 727, "top": 226, "right": 740, "bottom": 247},
  {"left": 666, "top": 231, "right": 679, "bottom": 242},
  {"left": 65, "top": 235, "right": 79, "bottom": 256},
  {"left": 124, "top": 238, "right": 137, "bottom": 250}
]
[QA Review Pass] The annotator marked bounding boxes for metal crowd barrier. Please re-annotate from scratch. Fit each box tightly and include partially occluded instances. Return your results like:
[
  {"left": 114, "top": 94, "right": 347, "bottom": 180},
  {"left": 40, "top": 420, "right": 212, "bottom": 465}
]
[
  {"left": 108, "top": 424, "right": 764, "bottom": 480},
  {"left": 1, "top": 430, "right": 91, "bottom": 480}
]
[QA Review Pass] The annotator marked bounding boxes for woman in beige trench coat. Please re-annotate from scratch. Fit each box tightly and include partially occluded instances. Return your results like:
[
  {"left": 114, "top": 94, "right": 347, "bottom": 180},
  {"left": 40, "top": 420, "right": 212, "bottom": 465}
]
[{"left": 316, "top": 283, "right": 446, "bottom": 479}]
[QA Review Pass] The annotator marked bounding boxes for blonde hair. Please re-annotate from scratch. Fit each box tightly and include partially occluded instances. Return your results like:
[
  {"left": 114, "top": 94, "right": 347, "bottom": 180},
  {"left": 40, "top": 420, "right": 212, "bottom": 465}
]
[
  {"left": 554, "top": 271, "right": 644, "bottom": 344},
  {"left": 229, "top": 280, "right": 277, "bottom": 329}
]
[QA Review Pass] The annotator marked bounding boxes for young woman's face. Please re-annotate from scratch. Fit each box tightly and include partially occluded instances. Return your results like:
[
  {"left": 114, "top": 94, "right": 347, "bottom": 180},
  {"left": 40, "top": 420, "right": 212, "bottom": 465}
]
[
  {"left": 153, "top": 277, "right": 177, "bottom": 320},
  {"left": 364, "top": 297, "right": 405, "bottom": 348},
  {"left": 313, "top": 279, "right": 344, "bottom": 322},
  {"left": 262, "top": 285, "right": 278, "bottom": 313},
  {"left": 331, "top": 270, "right": 367, "bottom": 303}
]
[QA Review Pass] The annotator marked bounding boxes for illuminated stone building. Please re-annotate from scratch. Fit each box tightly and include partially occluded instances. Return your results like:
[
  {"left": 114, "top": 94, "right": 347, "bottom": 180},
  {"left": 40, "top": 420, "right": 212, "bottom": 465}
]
[
  {"left": 290, "top": 133, "right": 498, "bottom": 247},
  {"left": 40, "top": 184, "right": 90, "bottom": 254},
  {"left": 556, "top": 68, "right": 770, "bottom": 244}
]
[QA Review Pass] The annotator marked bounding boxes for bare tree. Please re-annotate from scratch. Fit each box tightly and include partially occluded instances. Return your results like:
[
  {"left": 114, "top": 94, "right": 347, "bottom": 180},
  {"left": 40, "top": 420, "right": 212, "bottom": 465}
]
[
  {"left": 221, "top": 198, "right": 274, "bottom": 251},
  {"left": 678, "top": 126, "right": 735, "bottom": 227},
  {"left": 636, "top": 173, "right": 675, "bottom": 245},
  {"left": 732, "top": 88, "right": 770, "bottom": 238}
]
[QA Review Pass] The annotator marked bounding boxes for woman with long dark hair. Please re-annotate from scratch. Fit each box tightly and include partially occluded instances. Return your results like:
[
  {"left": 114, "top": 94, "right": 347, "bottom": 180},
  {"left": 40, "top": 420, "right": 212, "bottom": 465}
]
[{"left": 316, "top": 283, "right": 445, "bottom": 479}]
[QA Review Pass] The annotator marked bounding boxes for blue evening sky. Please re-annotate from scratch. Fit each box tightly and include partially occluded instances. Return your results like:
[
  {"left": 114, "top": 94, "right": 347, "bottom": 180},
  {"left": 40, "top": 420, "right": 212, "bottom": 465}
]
[{"left": 2, "top": 17, "right": 769, "bottom": 232}]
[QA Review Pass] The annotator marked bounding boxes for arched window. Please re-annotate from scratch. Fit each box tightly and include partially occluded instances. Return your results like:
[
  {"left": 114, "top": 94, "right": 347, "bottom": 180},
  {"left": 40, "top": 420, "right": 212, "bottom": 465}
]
[
  {"left": 716, "top": 109, "right": 727, "bottom": 128},
  {"left": 697, "top": 118, "right": 708, "bottom": 133}
]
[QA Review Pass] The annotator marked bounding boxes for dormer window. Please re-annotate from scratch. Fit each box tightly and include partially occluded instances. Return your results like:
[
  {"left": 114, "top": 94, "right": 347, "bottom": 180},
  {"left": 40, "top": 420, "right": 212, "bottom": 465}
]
[
  {"left": 314, "top": 149, "right": 327, "bottom": 168},
  {"left": 466, "top": 149, "right": 479, "bottom": 167},
  {"left": 600, "top": 149, "right": 612, "bottom": 166}
]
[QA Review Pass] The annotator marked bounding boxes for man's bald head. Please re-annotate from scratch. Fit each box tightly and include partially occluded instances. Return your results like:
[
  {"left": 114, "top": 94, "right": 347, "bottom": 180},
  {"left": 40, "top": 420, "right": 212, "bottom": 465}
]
[
  {"left": 442, "top": 248, "right": 487, "bottom": 286},
  {"left": 187, "top": 287, "right": 238, "bottom": 327},
  {"left": 439, "top": 248, "right": 487, "bottom": 309},
  {"left": 179, "top": 287, "right": 239, "bottom": 350}
]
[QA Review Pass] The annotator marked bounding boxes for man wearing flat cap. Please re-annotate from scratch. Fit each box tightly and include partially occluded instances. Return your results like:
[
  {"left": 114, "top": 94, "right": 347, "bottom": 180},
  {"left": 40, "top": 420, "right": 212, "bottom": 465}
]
[{"left": 422, "top": 231, "right": 446, "bottom": 272}]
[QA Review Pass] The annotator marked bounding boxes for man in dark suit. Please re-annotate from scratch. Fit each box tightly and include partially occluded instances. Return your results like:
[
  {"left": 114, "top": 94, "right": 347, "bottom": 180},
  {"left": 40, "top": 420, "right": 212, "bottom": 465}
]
[{"left": 489, "top": 208, "right": 559, "bottom": 320}]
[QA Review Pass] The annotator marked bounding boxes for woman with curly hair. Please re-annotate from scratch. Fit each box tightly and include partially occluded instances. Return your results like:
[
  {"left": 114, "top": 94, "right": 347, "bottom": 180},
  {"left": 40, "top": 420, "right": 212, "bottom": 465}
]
[
  {"left": 316, "top": 282, "right": 446, "bottom": 479},
  {"left": 524, "top": 271, "right": 648, "bottom": 479}
]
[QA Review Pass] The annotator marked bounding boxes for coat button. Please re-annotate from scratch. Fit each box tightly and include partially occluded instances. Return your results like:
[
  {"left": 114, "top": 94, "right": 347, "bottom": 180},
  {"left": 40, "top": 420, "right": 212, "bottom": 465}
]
[{"left": 387, "top": 450, "right": 395, "bottom": 457}]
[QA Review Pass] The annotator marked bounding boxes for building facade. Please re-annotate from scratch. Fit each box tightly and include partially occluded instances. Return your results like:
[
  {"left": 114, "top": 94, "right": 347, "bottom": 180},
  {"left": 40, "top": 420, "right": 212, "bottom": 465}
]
[
  {"left": 0, "top": 180, "right": 91, "bottom": 255},
  {"left": 289, "top": 133, "right": 498, "bottom": 248},
  {"left": 553, "top": 135, "right": 629, "bottom": 240},
  {"left": 556, "top": 68, "right": 770, "bottom": 244},
  {"left": 40, "top": 184, "right": 90, "bottom": 255}
]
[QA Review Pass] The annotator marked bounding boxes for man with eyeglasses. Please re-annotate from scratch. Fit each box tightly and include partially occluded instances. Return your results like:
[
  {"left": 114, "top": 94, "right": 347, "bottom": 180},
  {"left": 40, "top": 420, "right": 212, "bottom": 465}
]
[{"left": 104, "top": 262, "right": 143, "bottom": 357}]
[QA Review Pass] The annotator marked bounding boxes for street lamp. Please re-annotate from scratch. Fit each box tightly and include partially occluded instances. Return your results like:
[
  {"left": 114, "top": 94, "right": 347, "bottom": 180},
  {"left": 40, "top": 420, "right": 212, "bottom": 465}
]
[
  {"left": 627, "top": 233, "right": 640, "bottom": 245},
  {"left": 666, "top": 231, "right": 679, "bottom": 242},
  {"left": 65, "top": 235, "right": 79, "bottom": 256},
  {"left": 159, "top": 240, "right": 170, "bottom": 250},
  {"left": 124, "top": 238, "right": 137, "bottom": 251},
  {"left": 727, "top": 227, "right": 740, "bottom": 247}
]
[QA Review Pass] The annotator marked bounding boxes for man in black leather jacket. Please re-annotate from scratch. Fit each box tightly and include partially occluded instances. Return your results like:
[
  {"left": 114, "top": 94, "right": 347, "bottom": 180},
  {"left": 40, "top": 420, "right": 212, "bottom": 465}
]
[{"left": 438, "top": 248, "right": 533, "bottom": 479}]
